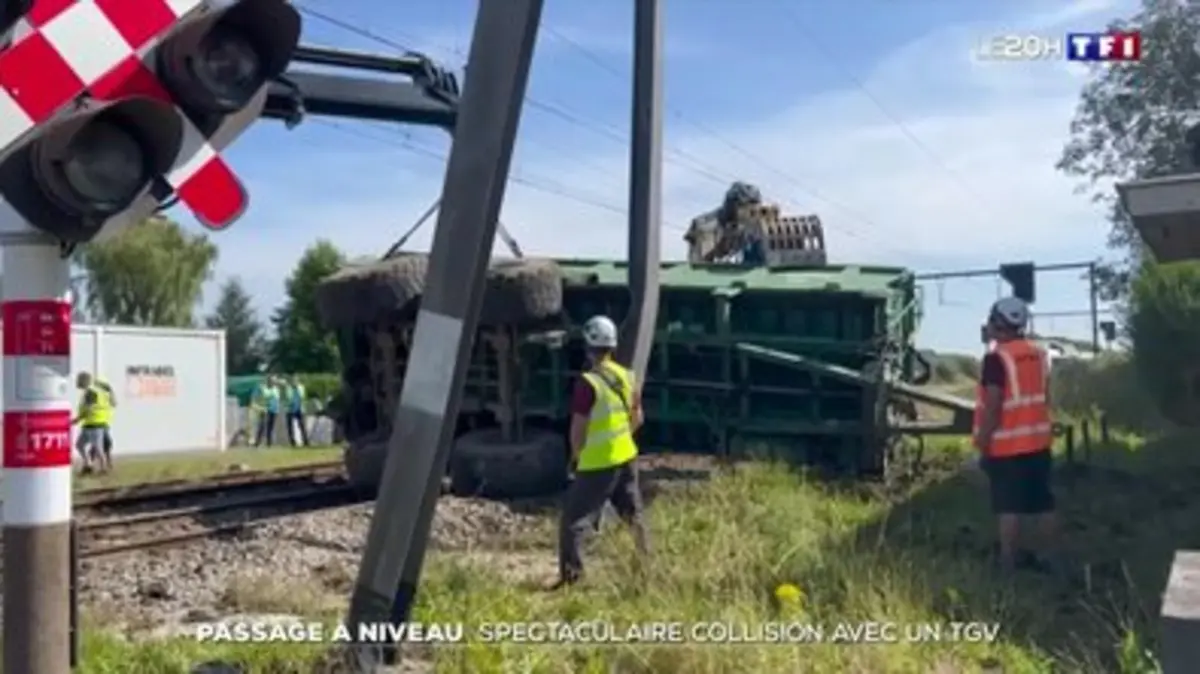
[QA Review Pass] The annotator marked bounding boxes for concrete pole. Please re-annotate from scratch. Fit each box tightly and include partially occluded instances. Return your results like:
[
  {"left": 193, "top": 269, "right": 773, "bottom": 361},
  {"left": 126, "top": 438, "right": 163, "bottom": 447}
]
[
  {"left": 616, "top": 0, "right": 664, "bottom": 383},
  {"left": 1088, "top": 262, "right": 1100, "bottom": 354},
  {"left": 1, "top": 241, "right": 74, "bottom": 674},
  {"left": 343, "top": 0, "right": 543, "bottom": 666}
]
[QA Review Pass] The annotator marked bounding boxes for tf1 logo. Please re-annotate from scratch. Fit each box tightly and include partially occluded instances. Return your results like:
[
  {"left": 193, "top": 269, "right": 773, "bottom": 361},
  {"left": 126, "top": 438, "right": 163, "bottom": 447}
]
[{"left": 1066, "top": 32, "right": 1142, "bottom": 62}]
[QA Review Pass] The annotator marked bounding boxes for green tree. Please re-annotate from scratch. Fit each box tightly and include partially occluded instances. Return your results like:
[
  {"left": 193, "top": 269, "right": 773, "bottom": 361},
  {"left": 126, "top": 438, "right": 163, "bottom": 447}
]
[
  {"left": 1056, "top": 0, "right": 1200, "bottom": 300},
  {"left": 1129, "top": 260, "right": 1200, "bottom": 428},
  {"left": 206, "top": 278, "right": 266, "bottom": 375},
  {"left": 76, "top": 216, "right": 218, "bottom": 326},
  {"left": 270, "top": 240, "right": 344, "bottom": 373}
]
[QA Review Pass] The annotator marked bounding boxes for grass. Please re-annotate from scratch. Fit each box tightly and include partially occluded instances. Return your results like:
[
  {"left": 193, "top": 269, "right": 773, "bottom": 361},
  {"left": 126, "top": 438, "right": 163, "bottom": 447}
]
[
  {"left": 76, "top": 429, "right": 1197, "bottom": 673},
  {"left": 75, "top": 447, "right": 343, "bottom": 490}
]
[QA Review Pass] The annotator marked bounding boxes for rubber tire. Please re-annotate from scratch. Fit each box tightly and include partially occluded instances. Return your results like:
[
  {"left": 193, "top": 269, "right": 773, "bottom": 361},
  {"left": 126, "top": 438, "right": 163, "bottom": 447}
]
[
  {"left": 449, "top": 428, "right": 568, "bottom": 499},
  {"left": 315, "top": 253, "right": 428, "bottom": 330},
  {"left": 480, "top": 259, "right": 564, "bottom": 326},
  {"left": 317, "top": 255, "right": 562, "bottom": 330},
  {"left": 343, "top": 438, "right": 387, "bottom": 494}
]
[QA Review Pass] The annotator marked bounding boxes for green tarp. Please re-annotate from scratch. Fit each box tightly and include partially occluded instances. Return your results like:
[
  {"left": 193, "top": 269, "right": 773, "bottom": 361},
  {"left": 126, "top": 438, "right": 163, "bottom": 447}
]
[{"left": 227, "top": 375, "right": 265, "bottom": 406}]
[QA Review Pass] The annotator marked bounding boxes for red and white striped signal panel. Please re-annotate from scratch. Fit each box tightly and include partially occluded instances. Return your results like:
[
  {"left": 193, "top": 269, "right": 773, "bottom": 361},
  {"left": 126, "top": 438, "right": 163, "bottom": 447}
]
[{"left": 0, "top": 0, "right": 251, "bottom": 229}]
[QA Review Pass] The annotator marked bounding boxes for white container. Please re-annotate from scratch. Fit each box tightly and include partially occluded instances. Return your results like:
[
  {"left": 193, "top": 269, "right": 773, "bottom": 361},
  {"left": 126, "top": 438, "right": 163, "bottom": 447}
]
[{"left": 1, "top": 324, "right": 227, "bottom": 457}]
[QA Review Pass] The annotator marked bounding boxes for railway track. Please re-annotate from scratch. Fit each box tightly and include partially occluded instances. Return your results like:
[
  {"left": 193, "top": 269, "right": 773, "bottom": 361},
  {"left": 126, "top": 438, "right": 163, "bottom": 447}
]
[
  {"left": 73, "top": 462, "right": 369, "bottom": 559},
  {"left": 75, "top": 461, "right": 346, "bottom": 509}
]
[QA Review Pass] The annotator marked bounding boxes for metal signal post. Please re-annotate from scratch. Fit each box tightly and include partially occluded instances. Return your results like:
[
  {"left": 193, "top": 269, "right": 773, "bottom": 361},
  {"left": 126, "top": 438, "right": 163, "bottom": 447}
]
[
  {"left": 342, "top": 2, "right": 544, "bottom": 666},
  {"left": 338, "top": 2, "right": 666, "bottom": 669},
  {"left": 0, "top": 240, "right": 73, "bottom": 674}
]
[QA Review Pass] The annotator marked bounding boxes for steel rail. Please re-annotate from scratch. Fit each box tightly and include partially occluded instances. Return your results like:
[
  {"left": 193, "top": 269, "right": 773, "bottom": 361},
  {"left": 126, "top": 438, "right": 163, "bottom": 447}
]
[
  {"left": 79, "top": 482, "right": 367, "bottom": 559},
  {"left": 75, "top": 461, "right": 345, "bottom": 509}
]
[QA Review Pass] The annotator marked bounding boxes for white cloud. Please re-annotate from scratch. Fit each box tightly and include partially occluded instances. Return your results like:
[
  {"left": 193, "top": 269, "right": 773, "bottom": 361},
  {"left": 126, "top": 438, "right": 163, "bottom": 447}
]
[{"left": 200, "top": 0, "right": 1134, "bottom": 350}]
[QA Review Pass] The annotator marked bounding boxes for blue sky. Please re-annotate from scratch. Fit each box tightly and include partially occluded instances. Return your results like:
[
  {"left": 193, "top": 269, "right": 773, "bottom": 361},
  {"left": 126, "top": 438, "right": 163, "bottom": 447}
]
[{"left": 181, "top": 0, "right": 1134, "bottom": 353}]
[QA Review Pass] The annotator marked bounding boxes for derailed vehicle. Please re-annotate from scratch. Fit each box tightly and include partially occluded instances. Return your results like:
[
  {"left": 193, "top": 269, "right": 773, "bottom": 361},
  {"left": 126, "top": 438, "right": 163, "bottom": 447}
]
[{"left": 317, "top": 186, "right": 966, "bottom": 497}]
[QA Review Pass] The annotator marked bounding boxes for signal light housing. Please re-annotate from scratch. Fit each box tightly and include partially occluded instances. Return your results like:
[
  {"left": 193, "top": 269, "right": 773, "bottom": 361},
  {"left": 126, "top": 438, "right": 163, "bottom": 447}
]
[
  {"left": 0, "top": 0, "right": 31, "bottom": 42},
  {"left": 0, "top": 97, "right": 183, "bottom": 243},
  {"left": 999, "top": 262, "right": 1036, "bottom": 304},
  {"left": 130, "top": 0, "right": 303, "bottom": 230},
  {"left": 157, "top": 0, "right": 301, "bottom": 120}
]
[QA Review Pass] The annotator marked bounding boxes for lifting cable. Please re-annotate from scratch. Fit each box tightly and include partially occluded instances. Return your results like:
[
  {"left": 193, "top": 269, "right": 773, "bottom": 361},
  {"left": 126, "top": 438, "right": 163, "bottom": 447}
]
[{"left": 381, "top": 197, "right": 524, "bottom": 260}]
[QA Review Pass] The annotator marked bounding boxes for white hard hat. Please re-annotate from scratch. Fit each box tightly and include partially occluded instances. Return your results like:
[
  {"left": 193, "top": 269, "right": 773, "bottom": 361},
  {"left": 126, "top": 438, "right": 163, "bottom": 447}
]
[
  {"left": 582, "top": 315, "right": 618, "bottom": 348},
  {"left": 989, "top": 296, "right": 1029, "bottom": 330}
]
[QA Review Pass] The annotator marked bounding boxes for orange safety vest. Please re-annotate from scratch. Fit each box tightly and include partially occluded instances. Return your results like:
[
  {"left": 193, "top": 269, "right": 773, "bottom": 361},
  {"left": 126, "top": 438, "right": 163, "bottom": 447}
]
[{"left": 973, "top": 339, "right": 1052, "bottom": 458}]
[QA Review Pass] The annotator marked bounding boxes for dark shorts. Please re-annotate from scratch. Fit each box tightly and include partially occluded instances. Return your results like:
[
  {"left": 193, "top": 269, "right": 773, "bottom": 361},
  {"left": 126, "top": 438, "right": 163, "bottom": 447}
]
[{"left": 983, "top": 448, "right": 1054, "bottom": 515}]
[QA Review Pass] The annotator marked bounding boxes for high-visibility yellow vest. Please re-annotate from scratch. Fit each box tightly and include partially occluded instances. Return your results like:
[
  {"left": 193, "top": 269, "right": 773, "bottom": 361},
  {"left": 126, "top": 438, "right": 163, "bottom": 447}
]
[
  {"left": 576, "top": 359, "right": 639, "bottom": 472},
  {"left": 80, "top": 382, "right": 114, "bottom": 426}
]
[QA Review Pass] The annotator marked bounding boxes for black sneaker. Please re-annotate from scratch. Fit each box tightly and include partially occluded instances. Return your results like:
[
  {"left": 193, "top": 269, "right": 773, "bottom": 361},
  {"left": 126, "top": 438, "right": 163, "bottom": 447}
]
[
  {"left": 1015, "top": 550, "right": 1062, "bottom": 575},
  {"left": 544, "top": 576, "right": 579, "bottom": 591}
]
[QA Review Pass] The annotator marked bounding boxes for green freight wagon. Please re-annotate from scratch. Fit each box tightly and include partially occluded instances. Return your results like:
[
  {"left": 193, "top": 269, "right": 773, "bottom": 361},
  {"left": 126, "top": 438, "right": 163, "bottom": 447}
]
[
  {"left": 316, "top": 256, "right": 930, "bottom": 497},
  {"left": 314, "top": 183, "right": 970, "bottom": 496},
  {"left": 544, "top": 259, "right": 923, "bottom": 462}
]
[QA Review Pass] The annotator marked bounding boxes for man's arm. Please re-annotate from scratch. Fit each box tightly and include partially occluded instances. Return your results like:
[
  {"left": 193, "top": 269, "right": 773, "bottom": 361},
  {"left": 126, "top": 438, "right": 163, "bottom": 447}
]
[
  {"left": 101, "top": 382, "right": 117, "bottom": 407},
  {"left": 630, "top": 387, "right": 644, "bottom": 431},
  {"left": 72, "top": 390, "right": 98, "bottom": 425},
  {"left": 1042, "top": 351, "right": 1053, "bottom": 411},
  {"left": 567, "top": 379, "right": 594, "bottom": 466},
  {"left": 974, "top": 354, "right": 1005, "bottom": 453}
]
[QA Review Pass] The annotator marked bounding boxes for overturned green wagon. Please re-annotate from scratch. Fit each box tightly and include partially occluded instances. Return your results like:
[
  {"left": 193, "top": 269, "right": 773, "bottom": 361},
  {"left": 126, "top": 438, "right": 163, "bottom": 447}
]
[{"left": 317, "top": 254, "right": 934, "bottom": 497}]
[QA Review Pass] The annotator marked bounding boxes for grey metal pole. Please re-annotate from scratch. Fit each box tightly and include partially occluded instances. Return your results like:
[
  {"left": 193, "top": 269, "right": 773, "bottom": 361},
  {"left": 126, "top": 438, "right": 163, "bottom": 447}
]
[
  {"left": 343, "top": 0, "right": 543, "bottom": 665},
  {"left": 615, "top": 0, "right": 664, "bottom": 381},
  {"left": 1088, "top": 262, "right": 1100, "bottom": 354}
]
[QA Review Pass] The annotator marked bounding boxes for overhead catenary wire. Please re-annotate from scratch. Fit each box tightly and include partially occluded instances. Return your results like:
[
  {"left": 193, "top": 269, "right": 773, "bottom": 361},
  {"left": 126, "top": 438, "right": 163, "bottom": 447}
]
[
  {"left": 779, "top": 7, "right": 997, "bottom": 227},
  {"left": 295, "top": 5, "right": 728, "bottom": 209},
  {"left": 312, "top": 119, "right": 656, "bottom": 225},
  {"left": 536, "top": 24, "right": 894, "bottom": 243},
  {"left": 294, "top": 4, "right": 706, "bottom": 236},
  {"left": 296, "top": 2, "right": 916, "bottom": 256}
]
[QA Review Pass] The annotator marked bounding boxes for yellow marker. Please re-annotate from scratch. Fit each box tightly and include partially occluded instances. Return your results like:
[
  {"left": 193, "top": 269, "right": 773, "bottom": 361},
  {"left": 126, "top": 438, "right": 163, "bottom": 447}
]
[{"left": 774, "top": 583, "right": 802, "bottom": 605}]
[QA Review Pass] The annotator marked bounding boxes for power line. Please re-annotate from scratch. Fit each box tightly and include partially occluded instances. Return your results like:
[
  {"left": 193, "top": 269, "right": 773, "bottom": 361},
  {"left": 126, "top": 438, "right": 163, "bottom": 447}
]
[
  {"left": 780, "top": 8, "right": 996, "bottom": 225},
  {"left": 296, "top": 4, "right": 907, "bottom": 249},
  {"left": 535, "top": 22, "right": 912, "bottom": 248},
  {"left": 295, "top": 3, "right": 925, "bottom": 260},
  {"left": 296, "top": 5, "right": 742, "bottom": 196},
  {"left": 295, "top": 5, "right": 712, "bottom": 220},
  {"left": 312, "top": 119, "right": 684, "bottom": 228}
]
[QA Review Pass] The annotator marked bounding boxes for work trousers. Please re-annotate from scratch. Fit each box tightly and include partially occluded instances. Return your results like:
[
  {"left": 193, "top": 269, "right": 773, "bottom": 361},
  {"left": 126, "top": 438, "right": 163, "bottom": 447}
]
[
  {"left": 77, "top": 425, "right": 112, "bottom": 468},
  {"left": 255, "top": 411, "right": 277, "bottom": 447},
  {"left": 558, "top": 460, "right": 649, "bottom": 582},
  {"left": 287, "top": 411, "right": 309, "bottom": 446}
]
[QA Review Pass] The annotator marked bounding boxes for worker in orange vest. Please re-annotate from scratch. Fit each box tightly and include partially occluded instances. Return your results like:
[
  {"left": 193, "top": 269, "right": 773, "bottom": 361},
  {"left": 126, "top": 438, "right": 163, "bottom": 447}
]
[{"left": 973, "top": 297, "right": 1056, "bottom": 572}]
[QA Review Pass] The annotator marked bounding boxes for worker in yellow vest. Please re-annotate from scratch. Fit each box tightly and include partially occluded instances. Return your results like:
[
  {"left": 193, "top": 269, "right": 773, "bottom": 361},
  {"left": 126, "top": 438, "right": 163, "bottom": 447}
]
[
  {"left": 72, "top": 372, "right": 116, "bottom": 474},
  {"left": 973, "top": 297, "right": 1056, "bottom": 572},
  {"left": 551, "top": 315, "right": 651, "bottom": 589}
]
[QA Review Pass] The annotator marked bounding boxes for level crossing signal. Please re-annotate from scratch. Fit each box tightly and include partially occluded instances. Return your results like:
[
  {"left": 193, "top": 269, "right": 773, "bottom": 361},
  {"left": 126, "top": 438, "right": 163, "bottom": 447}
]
[
  {"left": 0, "top": 0, "right": 301, "bottom": 244},
  {"left": 1000, "top": 262, "right": 1036, "bottom": 304}
]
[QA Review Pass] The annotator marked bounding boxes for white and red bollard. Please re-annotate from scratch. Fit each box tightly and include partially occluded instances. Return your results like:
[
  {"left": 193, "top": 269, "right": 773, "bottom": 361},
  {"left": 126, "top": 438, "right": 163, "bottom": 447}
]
[{"left": 2, "top": 242, "right": 73, "bottom": 674}]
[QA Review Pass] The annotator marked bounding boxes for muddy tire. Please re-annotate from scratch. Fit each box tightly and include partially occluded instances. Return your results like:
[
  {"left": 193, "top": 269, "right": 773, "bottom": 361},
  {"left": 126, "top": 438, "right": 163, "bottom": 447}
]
[
  {"left": 481, "top": 259, "right": 563, "bottom": 326},
  {"left": 343, "top": 438, "right": 388, "bottom": 494},
  {"left": 316, "top": 254, "right": 561, "bottom": 330},
  {"left": 315, "top": 254, "right": 428, "bottom": 330},
  {"left": 449, "top": 428, "right": 567, "bottom": 498}
]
